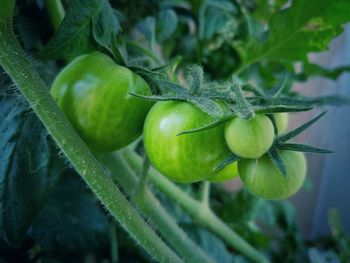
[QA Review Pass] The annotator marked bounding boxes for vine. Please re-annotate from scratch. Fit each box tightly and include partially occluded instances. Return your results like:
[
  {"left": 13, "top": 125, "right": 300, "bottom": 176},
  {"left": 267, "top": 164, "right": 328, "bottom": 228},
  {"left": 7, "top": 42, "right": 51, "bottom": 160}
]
[{"left": 0, "top": 1, "right": 182, "bottom": 262}]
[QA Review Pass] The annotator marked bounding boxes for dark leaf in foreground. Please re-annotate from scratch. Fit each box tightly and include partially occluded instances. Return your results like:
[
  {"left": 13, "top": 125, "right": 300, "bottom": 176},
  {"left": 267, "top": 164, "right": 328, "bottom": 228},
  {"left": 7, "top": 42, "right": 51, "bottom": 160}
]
[
  {"left": 29, "top": 174, "right": 109, "bottom": 255},
  {"left": 0, "top": 92, "right": 63, "bottom": 246},
  {"left": 36, "top": 0, "right": 103, "bottom": 59}
]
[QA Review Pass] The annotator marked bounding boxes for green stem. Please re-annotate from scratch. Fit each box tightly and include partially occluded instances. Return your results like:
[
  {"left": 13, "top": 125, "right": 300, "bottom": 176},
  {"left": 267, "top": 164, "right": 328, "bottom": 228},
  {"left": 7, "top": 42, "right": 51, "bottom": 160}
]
[
  {"left": 97, "top": 153, "right": 215, "bottom": 263},
  {"left": 127, "top": 40, "right": 162, "bottom": 65},
  {"left": 200, "top": 181, "right": 210, "bottom": 206},
  {"left": 0, "top": 1, "right": 181, "bottom": 262},
  {"left": 123, "top": 148, "right": 270, "bottom": 263},
  {"left": 44, "top": 0, "right": 65, "bottom": 31},
  {"left": 109, "top": 221, "right": 119, "bottom": 263}
]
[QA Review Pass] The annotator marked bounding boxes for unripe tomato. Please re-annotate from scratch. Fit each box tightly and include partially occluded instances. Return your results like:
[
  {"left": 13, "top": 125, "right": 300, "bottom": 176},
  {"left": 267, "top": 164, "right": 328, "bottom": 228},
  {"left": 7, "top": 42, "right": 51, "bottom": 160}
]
[
  {"left": 143, "top": 101, "right": 238, "bottom": 183},
  {"left": 238, "top": 151, "right": 307, "bottom": 199},
  {"left": 224, "top": 114, "right": 274, "bottom": 159},
  {"left": 51, "top": 52, "right": 153, "bottom": 152},
  {"left": 274, "top": 113, "right": 289, "bottom": 134}
]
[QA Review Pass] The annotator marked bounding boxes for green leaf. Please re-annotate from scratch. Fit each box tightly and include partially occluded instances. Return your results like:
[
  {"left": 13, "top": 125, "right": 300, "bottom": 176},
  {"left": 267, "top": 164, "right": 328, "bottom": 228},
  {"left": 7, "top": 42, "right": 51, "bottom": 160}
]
[
  {"left": 190, "top": 97, "right": 225, "bottom": 118},
  {"left": 213, "top": 153, "right": 240, "bottom": 172},
  {"left": 136, "top": 16, "right": 156, "bottom": 51},
  {"left": 198, "top": 0, "right": 238, "bottom": 40},
  {"left": 92, "top": 0, "right": 121, "bottom": 50},
  {"left": 177, "top": 116, "right": 230, "bottom": 136},
  {"left": 36, "top": 0, "right": 103, "bottom": 59},
  {"left": 257, "top": 95, "right": 350, "bottom": 107},
  {"left": 129, "top": 93, "right": 186, "bottom": 101},
  {"left": 29, "top": 174, "right": 109, "bottom": 255},
  {"left": 188, "top": 65, "right": 204, "bottom": 95},
  {"left": 131, "top": 72, "right": 160, "bottom": 94},
  {"left": 156, "top": 9, "right": 178, "bottom": 42},
  {"left": 228, "top": 81, "right": 255, "bottom": 120},
  {"left": 277, "top": 143, "right": 333, "bottom": 154},
  {"left": 152, "top": 56, "right": 182, "bottom": 73},
  {"left": 111, "top": 39, "right": 128, "bottom": 66},
  {"left": 269, "top": 76, "right": 289, "bottom": 98},
  {"left": 132, "top": 77, "right": 224, "bottom": 118},
  {"left": 299, "top": 95, "right": 350, "bottom": 106},
  {"left": 268, "top": 147, "right": 286, "bottom": 176},
  {"left": 215, "top": 189, "right": 261, "bottom": 223},
  {"left": 253, "top": 0, "right": 289, "bottom": 23},
  {"left": 154, "top": 79, "right": 186, "bottom": 94},
  {"left": 237, "top": 0, "right": 350, "bottom": 67},
  {"left": 181, "top": 224, "right": 235, "bottom": 263},
  {"left": 296, "top": 62, "right": 350, "bottom": 81},
  {"left": 253, "top": 104, "right": 312, "bottom": 114},
  {"left": 129, "top": 66, "right": 166, "bottom": 79},
  {"left": 278, "top": 111, "right": 326, "bottom": 142},
  {"left": 241, "top": 83, "right": 266, "bottom": 97},
  {"left": 0, "top": 92, "right": 63, "bottom": 246}
]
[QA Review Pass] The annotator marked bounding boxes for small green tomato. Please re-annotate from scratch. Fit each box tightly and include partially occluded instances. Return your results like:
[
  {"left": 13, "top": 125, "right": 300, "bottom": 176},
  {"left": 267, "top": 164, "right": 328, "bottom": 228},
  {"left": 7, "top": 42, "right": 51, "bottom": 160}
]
[
  {"left": 224, "top": 114, "right": 274, "bottom": 159},
  {"left": 238, "top": 151, "right": 307, "bottom": 200}
]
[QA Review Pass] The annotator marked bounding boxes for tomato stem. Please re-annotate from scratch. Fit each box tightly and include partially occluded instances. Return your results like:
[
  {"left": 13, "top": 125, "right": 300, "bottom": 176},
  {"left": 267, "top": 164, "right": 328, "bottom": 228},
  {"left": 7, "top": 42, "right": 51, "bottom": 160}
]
[
  {"left": 44, "top": 0, "right": 65, "bottom": 31},
  {"left": 0, "top": 2, "right": 182, "bottom": 262},
  {"left": 200, "top": 181, "right": 211, "bottom": 206},
  {"left": 123, "top": 148, "right": 271, "bottom": 263},
  {"left": 127, "top": 40, "right": 162, "bottom": 65},
  {"left": 97, "top": 153, "right": 214, "bottom": 263},
  {"left": 109, "top": 220, "right": 119, "bottom": 263}
]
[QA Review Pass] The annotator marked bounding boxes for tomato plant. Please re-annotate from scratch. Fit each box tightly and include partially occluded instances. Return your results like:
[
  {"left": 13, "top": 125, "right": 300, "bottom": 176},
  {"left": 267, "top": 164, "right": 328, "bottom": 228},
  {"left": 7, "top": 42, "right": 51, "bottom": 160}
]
[
  {"left": 238, "top": 151, "right": 307, "bottom": 200},
  {"left": 144, "top": 101, "right": 238, "bottom": 183},
  {"left": 51, "top": 52, "right": 153, "bottom": 152},
  {"left": 1, "top": 0, "right": 349, "bottom": 262}
]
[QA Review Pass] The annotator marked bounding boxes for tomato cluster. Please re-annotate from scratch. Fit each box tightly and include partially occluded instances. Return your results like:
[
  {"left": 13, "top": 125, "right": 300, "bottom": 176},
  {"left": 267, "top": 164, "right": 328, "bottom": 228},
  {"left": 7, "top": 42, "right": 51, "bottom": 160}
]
[{"left": 51, "top": 52, "right": 306, "bottom": 200}]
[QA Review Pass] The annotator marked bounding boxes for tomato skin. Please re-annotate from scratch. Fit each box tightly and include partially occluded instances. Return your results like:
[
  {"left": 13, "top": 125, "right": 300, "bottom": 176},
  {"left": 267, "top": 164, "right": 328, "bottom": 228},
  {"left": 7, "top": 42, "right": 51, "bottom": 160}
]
[
  {"left": 238, "top": 151, "right": 307, "bottom": 200},
  {"left": 143, "top": 101, "right": 238, "bottom": 183},
  {"left": 51, "top": 52, "right": 153, "bottom": 152},
  {"left": 224, "top": 114, "right": 274, "bottom": 159},
  {"left": 208, "top": 168, "right": 238, "bottom": 183},
  {"left": 274, "top": 113, "right": 289, "bottom": 134}
]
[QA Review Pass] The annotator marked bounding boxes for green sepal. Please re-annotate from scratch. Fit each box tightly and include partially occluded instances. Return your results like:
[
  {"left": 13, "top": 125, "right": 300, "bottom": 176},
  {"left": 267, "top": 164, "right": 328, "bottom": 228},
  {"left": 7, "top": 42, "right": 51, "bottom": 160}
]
[{"left": 278, "top": 111, "right": 326, "bottom": 142}]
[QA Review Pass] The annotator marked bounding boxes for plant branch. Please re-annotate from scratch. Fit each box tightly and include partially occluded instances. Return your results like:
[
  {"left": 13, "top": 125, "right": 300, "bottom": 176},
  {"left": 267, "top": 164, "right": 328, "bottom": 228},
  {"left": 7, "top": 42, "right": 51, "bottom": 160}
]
[
  {"left": 109, "top": 220, "right": 119, "bottom": 263},
  {"left": 0, "top": 1, "right": 181, "bottom": 262},
  {"left": 97, "top": 152, "right": 214, "bottom": 263},
  {"left": 200, "top": 181, "right": 210, "bottom": 206},
  {"left": 44, "top": 0, "right": 65, "bottom": 30},
  {"left": 122, "top": 148, "right": 270, "bottom": 263},
  {"left": 127, "top": 40, "right": 162, "bottom": 65}
]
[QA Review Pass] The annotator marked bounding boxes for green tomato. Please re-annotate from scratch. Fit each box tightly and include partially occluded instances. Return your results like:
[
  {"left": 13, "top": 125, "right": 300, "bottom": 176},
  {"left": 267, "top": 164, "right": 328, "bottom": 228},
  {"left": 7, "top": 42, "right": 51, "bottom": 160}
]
[
  {"left": 143, "top": 101, "right": 238, "bottom": 183},
  {"left": 238, "top": 151, "right": 307, "bottom": 200},
  {"left": 224, "top": 114, "right": 274, "bottom": 159},
  {"left": 51, "top": 52, "right": 153, "bottom": 152},
  {"left": 274, "top": 113, "right": 289, "bottom": 134}
]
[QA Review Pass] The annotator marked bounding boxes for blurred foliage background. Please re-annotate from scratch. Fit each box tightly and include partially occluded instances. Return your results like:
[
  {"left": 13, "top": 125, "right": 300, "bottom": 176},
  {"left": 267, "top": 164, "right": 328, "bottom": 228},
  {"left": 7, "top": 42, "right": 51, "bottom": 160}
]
[{"left": 1, "top": 0, "right": 350, "bottom": 262}]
